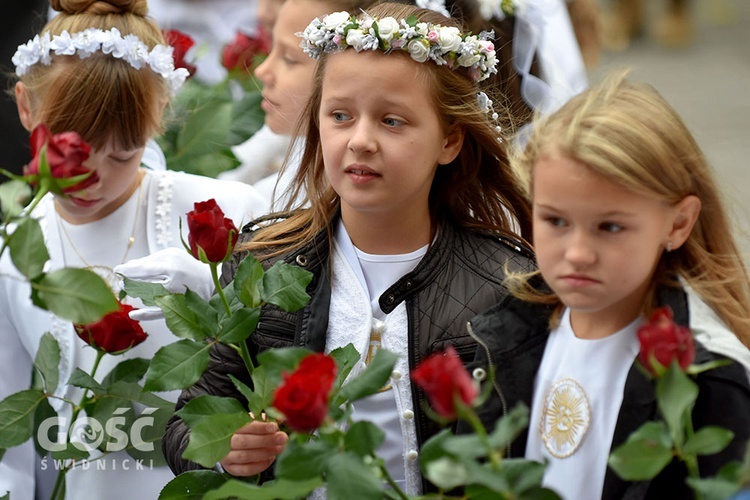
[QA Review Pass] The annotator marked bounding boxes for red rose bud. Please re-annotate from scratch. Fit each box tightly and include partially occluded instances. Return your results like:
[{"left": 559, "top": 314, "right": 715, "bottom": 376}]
[
  {"left": 221, "top": 30, "right": 270, "bottom": 73},
  {"left": 23, "top": 124, "right": 98, "bottom": 194},
  {"left": 637, "top": 306, "right": 696, "bottom": 376},
  {"left": 74, "top": 303, "right": 148, "bottom": 354},
  {"left": 186, "top": 199, "right": 239, "bottom": 263},
  {"left": 163, "top": 29, "right": 197, "bottom": 77},
  {"left": 272, "top": 353, "right": 337, "bottom": 432},
  {"left": 411, "top": 346, "right": 478, "bottom": 419}
]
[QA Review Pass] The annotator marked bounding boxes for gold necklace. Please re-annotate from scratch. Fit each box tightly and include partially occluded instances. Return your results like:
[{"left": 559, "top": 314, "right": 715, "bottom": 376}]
[{"left": 55, "top": 179, "right": 143, "bottom": 290}]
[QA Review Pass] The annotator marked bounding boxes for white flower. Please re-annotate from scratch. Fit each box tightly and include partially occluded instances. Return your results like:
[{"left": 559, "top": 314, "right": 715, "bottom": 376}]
[
  {"left": 72, "top": 29, "right": 103, "bottom": 58},
  {"left": 437, "top": 26, "right": 462, "bottom": 53},
  {"left": 376, "top": 17, "right": 400, "bottom": 43},
  {"left": 51, "top": 31, "right": 76, "bottom": 56},
  {"left": 457, "top": 51, "right": 481, "bottom": 67},
  {"left": 148, "top": 44, "right": 176, "bottom": 77},
  {"left": 345, "top": 29, "right": 368, "bottom": 51},
  {"left": 407, "top": 39, "right": 430, "bottom": 63},
  {"left": 323, "top": 11, "right": 351, "bottom": 30},
  {"left": 415, "top": 22, "right": 430, "bottom": 37}
]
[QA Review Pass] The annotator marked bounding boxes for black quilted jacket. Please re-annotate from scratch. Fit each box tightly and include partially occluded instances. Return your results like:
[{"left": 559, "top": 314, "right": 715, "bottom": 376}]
[{"left": 162, "top": 213, "right": 536, "bottom": 484}]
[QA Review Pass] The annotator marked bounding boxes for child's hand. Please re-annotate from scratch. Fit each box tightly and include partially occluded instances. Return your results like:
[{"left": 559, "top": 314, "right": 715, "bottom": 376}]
[{"left": 219, "top": 420, "right": 288, "bottom": 476}]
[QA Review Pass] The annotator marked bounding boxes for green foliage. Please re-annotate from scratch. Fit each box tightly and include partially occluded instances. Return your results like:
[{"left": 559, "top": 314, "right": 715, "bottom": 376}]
[{"left": 156, "top": 79, "right": 264, "bottom": 178}]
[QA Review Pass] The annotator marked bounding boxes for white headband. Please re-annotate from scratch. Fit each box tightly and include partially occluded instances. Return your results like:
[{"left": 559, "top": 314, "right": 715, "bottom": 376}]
[{"left": 12, "top": 27, "right": 189, "bottom": 93}]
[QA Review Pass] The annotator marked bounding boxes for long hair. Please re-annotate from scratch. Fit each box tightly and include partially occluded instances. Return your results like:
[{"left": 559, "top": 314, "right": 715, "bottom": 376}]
[
  {"left": 508, "top": 70, "right": 750, "bottom": 347},
  {"left": 16, "top": 0, "right": 167, "bottom": 151},
  {"left": 242, "top": 2, "right": 532, "bottom": 256}
]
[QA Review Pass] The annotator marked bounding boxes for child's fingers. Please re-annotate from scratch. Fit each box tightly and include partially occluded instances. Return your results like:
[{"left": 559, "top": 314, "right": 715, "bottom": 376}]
[{"left": 220, "top": 456, "right": 276, "bottom": 477}]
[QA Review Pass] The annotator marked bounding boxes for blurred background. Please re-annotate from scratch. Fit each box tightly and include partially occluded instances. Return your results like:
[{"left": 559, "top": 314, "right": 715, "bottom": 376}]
[{"left": 590, "top": 0, "right": 750, "bottom": 259}]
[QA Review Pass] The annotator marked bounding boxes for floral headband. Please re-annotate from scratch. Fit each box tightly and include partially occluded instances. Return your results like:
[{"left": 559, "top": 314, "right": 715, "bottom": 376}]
[
  {"left": 298, "top": 12, "right": 498, "bottom": 82},
  {"left": 12, "top": 28, "right": 189, "bottom": 93}
]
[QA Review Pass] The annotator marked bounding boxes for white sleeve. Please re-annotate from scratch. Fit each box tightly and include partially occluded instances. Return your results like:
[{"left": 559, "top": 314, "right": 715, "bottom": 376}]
[{"left": 0, "top": 272, "right": 36, "bottom": 500}]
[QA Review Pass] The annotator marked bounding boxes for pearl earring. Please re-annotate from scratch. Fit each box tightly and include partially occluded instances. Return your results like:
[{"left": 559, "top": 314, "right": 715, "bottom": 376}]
[{"left": 666, "top": 241, "right": 673, "bottom": 252}]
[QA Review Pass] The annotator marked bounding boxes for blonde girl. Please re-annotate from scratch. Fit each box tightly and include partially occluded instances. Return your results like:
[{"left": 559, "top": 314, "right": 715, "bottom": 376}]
[
  {"left": 469, "top": 71, "right": 750, "bottom": 499},
  {"left": 164, "top": 3, "right": 534, "bottom": 494}
]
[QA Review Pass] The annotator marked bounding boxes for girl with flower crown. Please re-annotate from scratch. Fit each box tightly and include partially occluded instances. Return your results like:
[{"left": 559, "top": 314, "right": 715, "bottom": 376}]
[
  {"left": 0, "top": 1, "right": 269, "bottom": 499},
  {"left": 163, "top": 2, "right": 535, "bottom": 494},
  {"left": 467, "top": 71, "right": 750, "bottom": 499}
]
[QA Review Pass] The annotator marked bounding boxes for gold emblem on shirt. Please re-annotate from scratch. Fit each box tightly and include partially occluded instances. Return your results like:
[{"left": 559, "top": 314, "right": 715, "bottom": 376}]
[{"left": 540, "top": 378, "right": 591, "bottom": 458}]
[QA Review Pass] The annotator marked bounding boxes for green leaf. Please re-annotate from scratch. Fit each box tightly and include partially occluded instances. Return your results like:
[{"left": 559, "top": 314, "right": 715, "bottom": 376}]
[
  {"left": 125, "top": 405, "right": 172, "bottom": 467},
  {"left": 608, "top": 421, "right": 674, "bottom": 480},
  {"left": 420, "top": 428, "right": 453, "bottom": 465},
  {"left": 333, "top": 349, "right": 398, "bottom": 406},
  {"left": 201, "top": 477, "right": 322, "bottom": 500},
  {"left": 184, "top": 289, "right": 218, "bottom": 338},
  {"left": 0, "top": 179, "right": 31, "bottom": 219},
  {"left": 216, "top": 306, "right": 260, "bottom": 343},
  {"left": 501, "top": 458, "right": 548, "bottom": 494},
  {"left": 246, "top": 366, "right": 273, "bottom": 417},
  {"left": 344, "top": 421, "right": 385, "bottom": 457},
  {"left": 33, "top": 397, "right": 57, "bottom": 457},
  {"left": 9, "top": 217, "right": 49, "bottom": 279},
  {"left": 34, "top": 268, "right": 119, "bottom": 324},
  {"left": 424, "top": 456, "right": 469, "bottom": 491},
  {"left": 234, "top": 254, "right": 264, "bottom": 308},
  {"left": 176, "top": 395, "right": 247, "bottom": 428},
  {"left": 143, "top": 340, "right": 212, "bottom": 391},
  {"left": 275, "top": 438, "right": 336, "bottom": 480},
  {"left": 260, "top": 261, "right": 313, "bottom": 312},
  {"left": 0, "top": 389, "right": 47, "bottom": 447},
  {"left": 32, "top": 332, "right": 60, "bottom": 393},
  {"left": 256, "top": 347, "right": 311, "bottom": 376},
  {"left": 685, "top": 477, "right": 742, "bottom": 500},
  {"left": 657, "top": 363, "right": 699, "bottom": 448},
  {"left": 325, "top": 452, "right": 383, "bottom": 500},
  {"left": 51, "top": 442, "right": 90, "bottom": 461},
  {"left": 155, "top": 293, "right": 210, "bottom": 341},
  {"left": 158, "top": 470, "right": 229, "bottom": 500},
  {"left": 442, "top": 433, "right": 487, "bottom": 460},
  {"left": 182, "top": 412, "right": 251, "bottom": 468},
  {"left": 227, "top": 374, "right": 262, "bottom": 417},
  {"left": 488, "top": 403, "right": 531, "bottom": 451},
  {"left": 683, "top": 426, "right": 734, "bottom": 456},
  {"left": 67, "top": 368, "right": 105, "bottom": 395},
  {"left": 101, "top": 358, "right": 150, "bottom": 387},
  {"left": 122, "top": 276, "right": 170, "bottom": 306},
  {"left": 175, "top": 102, "right": 233, "bottom": 159},
  {"left": 228, "top": 91, "right": 265, "bottom": 146},
  {"left": 328, "top": 344, "right": 361, "bottom": 390}
]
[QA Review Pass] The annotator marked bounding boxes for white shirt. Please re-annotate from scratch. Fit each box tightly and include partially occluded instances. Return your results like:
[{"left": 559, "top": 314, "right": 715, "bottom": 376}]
[{"left": 525, "top": 308, "right": 641, "bottom": 499}]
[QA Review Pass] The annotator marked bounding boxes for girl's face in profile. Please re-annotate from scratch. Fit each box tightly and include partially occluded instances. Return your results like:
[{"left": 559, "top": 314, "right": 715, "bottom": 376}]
[
  {"left": 531, "top": 152, "right": 678, "bottom": 336},
  {"left": 254, "top": 0, "right": 328, "bottom": 136}
]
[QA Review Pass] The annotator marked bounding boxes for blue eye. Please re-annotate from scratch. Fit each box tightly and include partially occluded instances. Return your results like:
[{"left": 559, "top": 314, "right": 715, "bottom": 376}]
[
  {"left": 546, "top": 216, "right": 566, "bottom": 228},
  {"left": 332, "top": 112, "right": 351, "bottom": 122},
  {"left": 600, "top": 222, "right": 623, "bottom": 233},
  {"left": 383, "top": 117, "right": 403, "bottom": 127}
]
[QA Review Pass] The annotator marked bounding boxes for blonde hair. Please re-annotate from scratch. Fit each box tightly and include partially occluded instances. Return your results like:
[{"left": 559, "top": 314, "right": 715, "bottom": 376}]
[
  {"left": 242, "top": 2, "right": 531, "bottom": 256},
  {"left": 508, "top": 70, "right": 750, "bottom": 347},
  {"left": 17, "top": 0, "right": 167, "bottom": 151}
]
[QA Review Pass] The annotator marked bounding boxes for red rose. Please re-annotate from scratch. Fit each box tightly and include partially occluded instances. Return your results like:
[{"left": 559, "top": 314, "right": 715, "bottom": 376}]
[
  {"left": 163, "top": 29, "right": 197, "bottom": 77},
  {"left": 74, "top": 302, "right": 148, "bottom": 354},
  {"left": 23, "top": 124, "right": 98, "bottom": 194},
  {"left": 221, "top": 30, "right": 270, "bottom": 74},
  {"left": 411, "top": 346, "right": 478, "bottom": 419},
  {"left": 186, "top": 199, "right": 239, "bottom": 263},
  {"left": 637, "top": 306, "right": 696, "bottom": 376},
  {"left": 272, "top": 353, "right": 337, "bottom": 432}
]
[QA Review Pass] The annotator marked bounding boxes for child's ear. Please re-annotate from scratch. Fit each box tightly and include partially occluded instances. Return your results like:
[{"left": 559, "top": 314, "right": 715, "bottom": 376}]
[
  {"left": 15, "top": 82, "right": 34, "bottom": 132},
  {"left": 437, "top": 125, "right": 464, "bottom": 166},
  {"left": 667, "top": 195, "right": 701, "bottom": 250}
]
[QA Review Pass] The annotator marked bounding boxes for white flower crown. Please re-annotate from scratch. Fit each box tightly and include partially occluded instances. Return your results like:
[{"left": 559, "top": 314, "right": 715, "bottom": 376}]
[
  {"left": 477, "top": 0, "right": 517, "bottom": 21},
  {"left": 12, "top": 28, "right": 189, "bottom": 93},
  {"left": 297, "top": 12, "right": 498, "bottom": 82}
]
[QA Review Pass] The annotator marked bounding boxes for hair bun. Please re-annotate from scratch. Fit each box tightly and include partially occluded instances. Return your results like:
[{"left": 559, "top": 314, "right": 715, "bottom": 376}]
[{"left": 50, "top": 0, "right": 148, "bottom": 16}]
